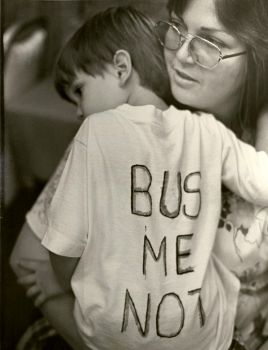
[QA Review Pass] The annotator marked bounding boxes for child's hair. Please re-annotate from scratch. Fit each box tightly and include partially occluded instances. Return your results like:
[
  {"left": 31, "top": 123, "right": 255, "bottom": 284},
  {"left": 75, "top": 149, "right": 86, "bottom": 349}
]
[{"left": 54, "top": 6, "right": 170, "bottom": 102}]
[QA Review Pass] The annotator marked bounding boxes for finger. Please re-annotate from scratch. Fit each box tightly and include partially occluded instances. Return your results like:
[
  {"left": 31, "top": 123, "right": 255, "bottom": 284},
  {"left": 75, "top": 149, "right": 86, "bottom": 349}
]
[
  {"left": 34, "top": 294, "right": 46, "bottom": 308},
  {"left": 38, "top": 328, "right": 57, "bottom": 341},
  {"left": 17, "top": 274, "right": 36, "bottom": 286},
  {"left": 26, "top": 285, "right": 41, "bottom": 298},
  {"left": 18, "top": 259, "right": 41, "bottom": 271}
]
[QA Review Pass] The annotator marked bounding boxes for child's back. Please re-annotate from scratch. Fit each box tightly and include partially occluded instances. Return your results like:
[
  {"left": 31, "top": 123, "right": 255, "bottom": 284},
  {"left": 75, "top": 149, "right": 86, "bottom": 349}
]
[{"left": 43, "top": 102, "right": 268, "bottom": 350}]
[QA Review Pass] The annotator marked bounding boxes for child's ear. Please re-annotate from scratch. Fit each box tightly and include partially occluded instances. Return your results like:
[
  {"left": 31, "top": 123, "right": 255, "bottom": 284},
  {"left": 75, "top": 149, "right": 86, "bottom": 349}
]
[{"left": 113, "top": 49, "right": 132, "bottom": 86}]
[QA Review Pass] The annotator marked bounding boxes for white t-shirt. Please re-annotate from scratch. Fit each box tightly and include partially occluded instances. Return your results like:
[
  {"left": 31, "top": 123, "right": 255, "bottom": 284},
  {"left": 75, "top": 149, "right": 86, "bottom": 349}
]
[{"left": 42, "top": 104, "right": 268, "bottom": 350}]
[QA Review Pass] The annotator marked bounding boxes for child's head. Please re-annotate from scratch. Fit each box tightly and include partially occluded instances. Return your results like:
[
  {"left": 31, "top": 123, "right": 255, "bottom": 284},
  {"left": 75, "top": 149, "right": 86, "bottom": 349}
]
[{"left": 54, "top": 6, "right": 170, "bottom": 116}]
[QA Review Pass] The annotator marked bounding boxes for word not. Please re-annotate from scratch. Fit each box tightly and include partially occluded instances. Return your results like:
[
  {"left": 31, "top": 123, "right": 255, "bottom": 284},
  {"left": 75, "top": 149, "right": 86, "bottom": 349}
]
[{"left": 121, "top": 288, "right": 205, "bottom": 338}]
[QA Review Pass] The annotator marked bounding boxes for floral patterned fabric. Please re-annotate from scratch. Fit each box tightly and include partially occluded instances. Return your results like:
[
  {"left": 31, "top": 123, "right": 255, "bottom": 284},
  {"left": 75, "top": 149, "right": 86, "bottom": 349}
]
[
  {"left": 215, "top": 187, "right": 268, "bottom": 349},
  {"left": 26, "top": 145, "right": 72, "bottom": 240}
]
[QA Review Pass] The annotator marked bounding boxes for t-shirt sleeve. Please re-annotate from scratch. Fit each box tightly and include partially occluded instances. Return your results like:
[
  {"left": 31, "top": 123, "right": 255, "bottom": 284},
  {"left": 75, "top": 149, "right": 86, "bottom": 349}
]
[
  {"left": 215, "top": 118, "right": 268, "bottom": 206},
  {"left": 42, "top": 121, "right": 89, "bottom": 258},
  {"left": 26, "top": 145, "right": 71, "bottom": 240}
]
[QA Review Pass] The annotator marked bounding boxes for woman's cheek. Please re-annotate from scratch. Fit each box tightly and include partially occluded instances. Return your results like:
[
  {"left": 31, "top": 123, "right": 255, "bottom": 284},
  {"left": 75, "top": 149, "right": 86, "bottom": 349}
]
[{"left": 164, "top": 50, "right": 173, "bottom": 72}]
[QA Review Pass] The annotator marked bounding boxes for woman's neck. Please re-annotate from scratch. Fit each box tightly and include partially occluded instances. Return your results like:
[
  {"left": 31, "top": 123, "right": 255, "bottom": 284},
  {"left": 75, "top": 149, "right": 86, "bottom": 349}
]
[{"left": 207, "top": 97, "right": 240, "bottom": 129}]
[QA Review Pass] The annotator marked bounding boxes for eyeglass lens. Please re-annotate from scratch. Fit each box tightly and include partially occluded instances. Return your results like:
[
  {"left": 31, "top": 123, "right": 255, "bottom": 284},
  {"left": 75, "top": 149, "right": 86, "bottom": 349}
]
[
  {"left": 190, "top": 37, "right": 220, "bottom": 68},
  {"left": 156, "top": 21, "right": 220, "bottom": 68}
]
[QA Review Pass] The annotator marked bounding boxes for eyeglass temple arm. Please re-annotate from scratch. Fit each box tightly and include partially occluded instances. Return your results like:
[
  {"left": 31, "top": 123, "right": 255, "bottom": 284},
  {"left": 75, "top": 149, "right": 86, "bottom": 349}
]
[{"left": 221, "top": 51, "right": 247, "bottom": 60}]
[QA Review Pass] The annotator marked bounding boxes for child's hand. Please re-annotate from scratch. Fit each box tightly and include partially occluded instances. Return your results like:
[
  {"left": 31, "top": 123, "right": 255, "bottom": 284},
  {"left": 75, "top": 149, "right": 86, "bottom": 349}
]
[{"left": 17, "top": 259, "right": 68, "bottom": 307}]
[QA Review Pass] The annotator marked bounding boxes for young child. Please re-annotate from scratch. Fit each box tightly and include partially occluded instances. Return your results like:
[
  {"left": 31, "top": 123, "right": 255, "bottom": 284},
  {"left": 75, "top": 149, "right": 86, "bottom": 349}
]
[{"left": 37, "top": 6, "right": 268, "bottom": 350}]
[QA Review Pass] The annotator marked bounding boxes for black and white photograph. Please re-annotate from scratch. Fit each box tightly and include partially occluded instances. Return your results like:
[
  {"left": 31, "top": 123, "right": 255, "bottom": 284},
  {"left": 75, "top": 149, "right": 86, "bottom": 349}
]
[{"left": 2, "top": 1, "right": 268, "bottom": 349}]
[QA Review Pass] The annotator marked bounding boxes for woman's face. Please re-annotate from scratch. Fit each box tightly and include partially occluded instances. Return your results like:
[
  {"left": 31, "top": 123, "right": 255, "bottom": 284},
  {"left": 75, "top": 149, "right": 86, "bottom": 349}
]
[{"left": 165, "top": 0, "right": 247, "bottom": 122}]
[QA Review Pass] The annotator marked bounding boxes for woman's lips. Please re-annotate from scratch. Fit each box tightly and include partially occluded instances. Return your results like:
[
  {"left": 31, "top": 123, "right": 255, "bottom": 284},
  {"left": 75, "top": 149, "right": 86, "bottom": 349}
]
[{"left": 173, "top": 67, "right": 199, "bottom": 85}]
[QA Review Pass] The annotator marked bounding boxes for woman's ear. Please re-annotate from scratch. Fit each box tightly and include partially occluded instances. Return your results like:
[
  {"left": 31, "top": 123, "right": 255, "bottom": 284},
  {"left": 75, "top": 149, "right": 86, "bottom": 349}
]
[{"left": 113, "top": 49, "right": 132, "bottom": 86}]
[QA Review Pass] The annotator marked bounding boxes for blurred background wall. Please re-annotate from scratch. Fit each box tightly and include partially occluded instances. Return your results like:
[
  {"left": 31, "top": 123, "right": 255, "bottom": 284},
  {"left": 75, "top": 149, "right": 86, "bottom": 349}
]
[{"left": 4, "top": 0, "right": 169, "bottom": 77}]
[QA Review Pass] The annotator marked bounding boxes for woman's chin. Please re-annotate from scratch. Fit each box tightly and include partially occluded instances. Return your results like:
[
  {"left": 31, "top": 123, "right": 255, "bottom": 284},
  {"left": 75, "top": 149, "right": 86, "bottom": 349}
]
[{"left": 171, "top": 87, "right": 204, "bottom": 111}]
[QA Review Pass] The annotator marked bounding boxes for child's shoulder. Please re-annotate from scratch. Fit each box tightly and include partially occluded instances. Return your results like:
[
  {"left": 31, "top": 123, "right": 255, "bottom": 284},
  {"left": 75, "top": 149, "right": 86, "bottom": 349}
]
[
  {"left": 167, "top": 105, "right": 215, "bottom": 120},
  {"left": 165, "top": 105, "right": 217, "bottom": 128},
  {"left": 88, "top": 104, "right": 161, "bottom": 125},
  {"left": 80, "top": 107, "right": 122, "bottom": 130},
  {"left": 75, "top": 105, "right": 132, "bottom": 141}
]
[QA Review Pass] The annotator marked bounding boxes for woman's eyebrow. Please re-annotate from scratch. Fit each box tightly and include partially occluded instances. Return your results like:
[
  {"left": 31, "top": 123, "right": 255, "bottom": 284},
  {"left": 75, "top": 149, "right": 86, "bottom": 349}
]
[
  {"left": 170, "top": 16, "right": 187, "bottom": 29},
  {"left": 199, "top": 27, "right": 235, "bottom": 42},
  {"left": 170, "top": 15, "right": 185, "bottom": 23},
  {"left": 200, "top": 26, "right": 227, "bottom": 34}
]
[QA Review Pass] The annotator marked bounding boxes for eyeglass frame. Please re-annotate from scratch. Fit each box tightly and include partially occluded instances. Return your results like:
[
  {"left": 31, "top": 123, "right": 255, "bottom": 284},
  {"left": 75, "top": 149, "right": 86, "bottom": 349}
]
[{"left": 155, "top": 20, "right": 247, "bottom": 69}]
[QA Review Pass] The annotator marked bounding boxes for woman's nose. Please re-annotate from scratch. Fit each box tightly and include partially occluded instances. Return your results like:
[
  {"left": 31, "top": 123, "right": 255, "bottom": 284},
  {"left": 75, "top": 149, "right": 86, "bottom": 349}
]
[{"left": 175, "top": 38, "right": 194, "bottom": 65}]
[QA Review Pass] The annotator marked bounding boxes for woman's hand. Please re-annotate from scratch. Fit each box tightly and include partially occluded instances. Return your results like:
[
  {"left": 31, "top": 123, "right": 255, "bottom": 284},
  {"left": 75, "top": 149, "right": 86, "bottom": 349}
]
[{"left": 17, "top": 259, "right": 68, "bottom": 307}]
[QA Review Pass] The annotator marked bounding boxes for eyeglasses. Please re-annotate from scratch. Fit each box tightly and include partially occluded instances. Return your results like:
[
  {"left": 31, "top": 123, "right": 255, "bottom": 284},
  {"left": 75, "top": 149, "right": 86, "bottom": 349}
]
[{"left": 155, "top": 20, "right": 247, "bottom": 69}]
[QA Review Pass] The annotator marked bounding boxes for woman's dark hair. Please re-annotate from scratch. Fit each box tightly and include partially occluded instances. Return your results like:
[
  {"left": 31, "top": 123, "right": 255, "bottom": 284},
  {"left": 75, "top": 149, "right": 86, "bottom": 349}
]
[
  {"left": 167, "top": 0, "right": 268, "bottom": 140},
  {"left": 54, "top": 6, "right": 170, "bottom": 102},
  {"left": 167, "top": 0, "right": 188, "bottom": 16}
]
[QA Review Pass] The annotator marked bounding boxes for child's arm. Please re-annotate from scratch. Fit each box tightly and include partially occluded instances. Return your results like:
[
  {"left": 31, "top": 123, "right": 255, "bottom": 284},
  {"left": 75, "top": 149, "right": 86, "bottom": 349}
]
[
  {"left": 10, "top": 222, "right": 68, "bottom": 305},
  {"left": 10, "top": 222, "right": 49, "bottom": 278},
  {"left": 49, "top": 252, "right": 79, "bottom": 291},
  {"left": 10, "top": 144, "right": 75, "bottom": 300},
  {"left": 10, "top": 221, "right": 69, "bottom": 300},
  {"left": 10, "top": 223, "right": 85, "bottom": 349},
  {"left": 40, "top": 292, "right": 85, "bottom": 350},
  {"left": 17, "top": 258, "right": 67, "bottom": 307}
]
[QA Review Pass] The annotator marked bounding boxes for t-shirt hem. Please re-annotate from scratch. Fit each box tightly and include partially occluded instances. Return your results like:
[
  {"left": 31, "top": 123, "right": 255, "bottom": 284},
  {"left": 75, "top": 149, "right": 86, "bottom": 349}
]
[
  {"left": 26, "top": 211, "right": 47, "bottom": 241},
  {"left": 42, "top": 226, "right": 85, "bottom": 257}
]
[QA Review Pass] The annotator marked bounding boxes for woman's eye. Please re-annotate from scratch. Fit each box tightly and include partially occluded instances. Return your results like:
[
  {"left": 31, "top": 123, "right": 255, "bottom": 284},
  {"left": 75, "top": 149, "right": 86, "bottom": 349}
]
[
  {"left": 202, "top": 35, "right": 224, "bottom": 48},
  {"left": 170, "top": 19, "right": 181, "bottom": 26},
  {"left": 170, "top": 18, "right": 186, "bottom": 31}
]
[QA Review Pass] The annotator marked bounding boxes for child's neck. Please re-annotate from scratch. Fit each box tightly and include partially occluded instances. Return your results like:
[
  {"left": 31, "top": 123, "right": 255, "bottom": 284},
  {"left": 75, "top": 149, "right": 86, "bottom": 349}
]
[{"left": 127, "top": 85, "right": 168, "bottom": 111}]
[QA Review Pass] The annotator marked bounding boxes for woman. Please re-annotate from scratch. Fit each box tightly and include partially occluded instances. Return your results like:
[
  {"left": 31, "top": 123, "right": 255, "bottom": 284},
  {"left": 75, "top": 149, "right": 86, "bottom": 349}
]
[
  {"left": 163, "top": 0, "right": 268, "bottom": 348},
  {"left": 10, "top": 0, "right": 268, "bottom": 349}
]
